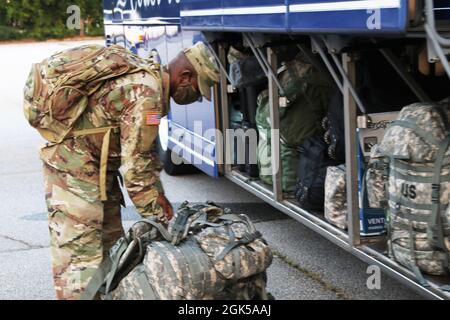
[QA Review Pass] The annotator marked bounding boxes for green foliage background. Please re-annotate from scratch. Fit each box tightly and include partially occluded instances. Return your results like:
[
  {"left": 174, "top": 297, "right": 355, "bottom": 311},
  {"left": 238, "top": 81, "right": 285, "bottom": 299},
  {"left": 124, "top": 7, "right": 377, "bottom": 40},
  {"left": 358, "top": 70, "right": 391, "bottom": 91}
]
[{"left": 0, "top": 0, "right": 104, "bottom": 41}]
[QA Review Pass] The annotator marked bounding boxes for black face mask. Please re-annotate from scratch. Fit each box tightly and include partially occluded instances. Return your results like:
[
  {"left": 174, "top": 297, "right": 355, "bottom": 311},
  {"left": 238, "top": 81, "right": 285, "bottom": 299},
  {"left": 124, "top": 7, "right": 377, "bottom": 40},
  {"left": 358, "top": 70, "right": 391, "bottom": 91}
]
[{"left": 172, "top": 83, "right": 201, "bottom": 105}]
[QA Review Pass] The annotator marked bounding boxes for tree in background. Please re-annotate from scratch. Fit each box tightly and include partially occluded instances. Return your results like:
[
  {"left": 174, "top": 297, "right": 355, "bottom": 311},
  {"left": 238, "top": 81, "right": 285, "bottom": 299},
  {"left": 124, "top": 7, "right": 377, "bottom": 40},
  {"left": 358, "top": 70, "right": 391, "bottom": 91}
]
[
  {"left": 75, "top": 0, "right": 103, "bottom": 37},
  {"left": 0, "top": 0, "right": 103, "bottom": 40},
  {"left": 0, "top": 2, "right": 6, "bottom": 25}
]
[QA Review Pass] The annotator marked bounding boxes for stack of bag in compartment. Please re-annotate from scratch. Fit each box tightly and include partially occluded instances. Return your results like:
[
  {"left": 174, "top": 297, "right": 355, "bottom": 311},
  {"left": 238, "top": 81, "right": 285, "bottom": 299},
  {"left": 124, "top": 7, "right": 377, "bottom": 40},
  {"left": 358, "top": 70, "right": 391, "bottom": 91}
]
[
  {"left": 314, "top": 49, "right": 448, "bottom": 230},
  {"left": 228, "top": 47, "right": 267, "bottom": 178},
  {"left": 318, "top": 50, "right": 415, "bottom": 227},
  {"left": 256, "top": 51, "right": 332, "bottom": 193},
  {"left": 366, "top": 101, "right": 450, "bottom": 283},
  {"left": 295, "top": 90, "right": 345, "bottom": 213}
]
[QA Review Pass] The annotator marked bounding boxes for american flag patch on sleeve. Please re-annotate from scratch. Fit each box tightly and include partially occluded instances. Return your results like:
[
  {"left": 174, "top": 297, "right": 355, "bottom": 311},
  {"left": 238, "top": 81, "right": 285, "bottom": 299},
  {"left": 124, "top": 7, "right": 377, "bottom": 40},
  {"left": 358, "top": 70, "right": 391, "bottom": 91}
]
[{"left": 146, "top": 112, "right": 161, "bottom": 126}]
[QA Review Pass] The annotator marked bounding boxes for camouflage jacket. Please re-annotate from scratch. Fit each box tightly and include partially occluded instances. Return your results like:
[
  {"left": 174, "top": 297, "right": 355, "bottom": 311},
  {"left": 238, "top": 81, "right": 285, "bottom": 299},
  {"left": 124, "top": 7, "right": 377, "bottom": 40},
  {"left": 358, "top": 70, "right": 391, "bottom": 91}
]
[{"left": 39, "top": 68, "right": 171, "bottom": 217}]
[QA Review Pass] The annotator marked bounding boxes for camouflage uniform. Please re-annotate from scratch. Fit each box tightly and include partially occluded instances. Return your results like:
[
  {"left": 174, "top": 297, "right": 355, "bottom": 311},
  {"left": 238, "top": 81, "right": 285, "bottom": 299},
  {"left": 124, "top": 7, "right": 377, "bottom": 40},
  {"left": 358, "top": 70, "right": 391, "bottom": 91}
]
[
  {"left": 40, "top": 69, "right": 170, "bottom": 300},
  {"left": 25, "top": 42, "right": 219, "bottom": 300}
]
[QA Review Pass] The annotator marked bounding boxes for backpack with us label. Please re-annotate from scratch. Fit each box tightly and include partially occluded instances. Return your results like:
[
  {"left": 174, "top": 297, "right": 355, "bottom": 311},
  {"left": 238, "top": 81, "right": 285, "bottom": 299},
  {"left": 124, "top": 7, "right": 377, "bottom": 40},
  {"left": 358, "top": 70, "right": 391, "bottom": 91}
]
[{"left": 366, "top": 102, "right": 450, "bottom": 286}]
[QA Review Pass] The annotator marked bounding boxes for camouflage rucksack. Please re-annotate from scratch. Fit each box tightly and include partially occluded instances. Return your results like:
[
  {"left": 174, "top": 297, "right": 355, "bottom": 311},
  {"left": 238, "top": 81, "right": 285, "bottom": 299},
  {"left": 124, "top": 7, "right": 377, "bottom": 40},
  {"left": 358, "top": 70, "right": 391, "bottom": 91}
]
[
  {"left": 81, "top": 202, "right": 273, "bottom": 300},
  {"left": 324, "top": 165, "right": 347, "bottom": 230},
  {"left": 367, "top": 102, "right": 450, "bottom": 284},
  {"left": 24, "top": 44, "right": 160, "bottom": 143},
  {"left": 23, "top": 44, "right": 160, "bottom": 200}
]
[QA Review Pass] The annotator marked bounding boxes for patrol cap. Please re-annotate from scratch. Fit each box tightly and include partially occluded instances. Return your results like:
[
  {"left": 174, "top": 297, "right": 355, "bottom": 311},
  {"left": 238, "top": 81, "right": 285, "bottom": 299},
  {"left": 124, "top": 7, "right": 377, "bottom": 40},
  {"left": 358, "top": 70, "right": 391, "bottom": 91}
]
[{"left": 183, "top": 42, "right": 220, "bottom": 101}]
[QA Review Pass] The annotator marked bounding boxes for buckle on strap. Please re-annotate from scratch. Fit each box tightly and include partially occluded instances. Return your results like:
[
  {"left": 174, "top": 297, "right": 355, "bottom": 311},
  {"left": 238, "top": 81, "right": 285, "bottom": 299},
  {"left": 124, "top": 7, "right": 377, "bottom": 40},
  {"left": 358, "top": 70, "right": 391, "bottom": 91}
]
[
  {"left": 431, "top": 184, "right": 440, "bottom": 203},
  {"left": 215, "top": 231, "right": 263, "bottom": 262},
  {"left": 171, "top": 204, "right": 198, "bottom": 245}
]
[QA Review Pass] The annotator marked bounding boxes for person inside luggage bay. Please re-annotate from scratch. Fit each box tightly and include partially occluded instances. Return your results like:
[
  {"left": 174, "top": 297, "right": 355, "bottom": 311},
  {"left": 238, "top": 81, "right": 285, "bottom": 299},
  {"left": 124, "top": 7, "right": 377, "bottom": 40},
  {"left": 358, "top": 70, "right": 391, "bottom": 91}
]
[{"left": 23, "top": 42, "right": 220, "bottom": 300}]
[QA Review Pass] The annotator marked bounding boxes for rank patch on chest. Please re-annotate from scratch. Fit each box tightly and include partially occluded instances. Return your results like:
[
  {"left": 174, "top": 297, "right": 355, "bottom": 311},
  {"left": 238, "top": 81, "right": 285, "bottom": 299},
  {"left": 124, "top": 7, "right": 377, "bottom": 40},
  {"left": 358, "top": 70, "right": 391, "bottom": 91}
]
[{"left": 146, "top": 112, "right": 161, "bottom": 126}]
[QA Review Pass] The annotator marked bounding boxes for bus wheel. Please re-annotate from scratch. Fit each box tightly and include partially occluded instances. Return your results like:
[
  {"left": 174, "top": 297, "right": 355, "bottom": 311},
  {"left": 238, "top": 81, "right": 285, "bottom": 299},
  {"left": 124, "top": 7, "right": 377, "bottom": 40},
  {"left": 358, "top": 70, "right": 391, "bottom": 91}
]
[{"left": 157, "top": 117, "right": 197, "bottom": 176}]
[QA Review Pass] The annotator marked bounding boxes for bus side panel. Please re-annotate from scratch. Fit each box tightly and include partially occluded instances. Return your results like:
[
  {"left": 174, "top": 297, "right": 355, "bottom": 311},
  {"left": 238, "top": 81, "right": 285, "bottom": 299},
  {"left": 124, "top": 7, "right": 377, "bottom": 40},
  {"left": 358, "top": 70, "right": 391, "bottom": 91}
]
[
  {"left": 124, "top": 26, "right": 146, "bottom": 56},
  {"left": 175, "top": 30, "right": 219, "bottom": 177},
  {"left": 104, "top": 24, "right": 126, "bottom": 47},
  {"left": 222, "top": 0, "right": 287, "bottom": 31},
  {"left": 165, "top": 25, "right": 188, "bottom": 152},
  {"left": 105, "top": 0, "right": 219, "bottom": 178},
  {"left": 169, "top": 122, "right": 218, "bottom": 177},
  {"left": 180, "top": 0, "right": 223, "bottom": 30},
  {"left": 180, "top": 0, "right": 409, "bottom": 34},
  {"left": 435, "top": 1, "right": 450, "bottom": 20},
  {"left": 103, "top": 0, "right": 114, "bottom": 23},
  {"left": 288, "top": 0, "right": 408, "bottom": 34},
  {"left": 107, "top": 0, "right": 181, "bottom": 23},
  {"left": 144, "top": 25, "right": 168, "bottom": 60},
  {"left": 125, "top": 0, "right": 180, "bottom": 22}
]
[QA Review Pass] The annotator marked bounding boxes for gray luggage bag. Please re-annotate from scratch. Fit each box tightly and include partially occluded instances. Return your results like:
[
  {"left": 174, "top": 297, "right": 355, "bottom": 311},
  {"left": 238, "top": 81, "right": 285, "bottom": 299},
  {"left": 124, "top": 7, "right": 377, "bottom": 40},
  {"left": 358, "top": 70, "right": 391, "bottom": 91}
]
[
  {"left": 366, "top": 102, "right": 450, "bottom": 285},
  {"left": 82, "top": 202, "right": 273, "bottom": 300}
]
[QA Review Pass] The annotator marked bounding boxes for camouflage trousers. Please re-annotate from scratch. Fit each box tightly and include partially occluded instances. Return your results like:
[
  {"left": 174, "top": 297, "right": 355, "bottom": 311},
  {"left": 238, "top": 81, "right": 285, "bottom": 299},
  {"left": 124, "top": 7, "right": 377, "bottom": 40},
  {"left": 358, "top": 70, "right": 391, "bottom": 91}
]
[{"left": 43, "top": 164, "right": 125, "bottom": 300}]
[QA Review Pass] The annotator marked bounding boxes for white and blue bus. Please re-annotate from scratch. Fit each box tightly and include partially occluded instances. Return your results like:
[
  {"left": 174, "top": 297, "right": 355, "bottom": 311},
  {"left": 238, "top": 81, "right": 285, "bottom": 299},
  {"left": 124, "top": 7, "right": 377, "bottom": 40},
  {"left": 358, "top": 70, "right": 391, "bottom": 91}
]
[{"left": 103, "top": 0, "right": 450, "bottom": 299}]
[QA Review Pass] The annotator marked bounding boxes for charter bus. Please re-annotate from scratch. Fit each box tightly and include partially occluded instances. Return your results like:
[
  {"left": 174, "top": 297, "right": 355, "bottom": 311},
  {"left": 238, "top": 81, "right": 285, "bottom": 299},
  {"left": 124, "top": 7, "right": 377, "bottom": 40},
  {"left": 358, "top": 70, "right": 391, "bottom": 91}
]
[{"left": 103, "top": 0, "right": 450, "bottom": 299}]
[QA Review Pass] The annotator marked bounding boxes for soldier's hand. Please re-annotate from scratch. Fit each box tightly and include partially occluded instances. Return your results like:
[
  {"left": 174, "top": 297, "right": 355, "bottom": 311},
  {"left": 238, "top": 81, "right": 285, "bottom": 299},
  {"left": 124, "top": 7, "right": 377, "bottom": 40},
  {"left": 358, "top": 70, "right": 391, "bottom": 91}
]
[{"left": 157, "top": 194, "right": 174, "bottom": 221}]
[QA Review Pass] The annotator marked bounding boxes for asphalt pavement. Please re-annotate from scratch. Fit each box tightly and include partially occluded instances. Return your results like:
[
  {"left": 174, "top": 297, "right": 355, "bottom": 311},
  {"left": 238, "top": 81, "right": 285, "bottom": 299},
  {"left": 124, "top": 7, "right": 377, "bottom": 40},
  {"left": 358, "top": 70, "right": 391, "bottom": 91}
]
[{"left": 0, "top": 40, "right": 422, "bottom": 300}]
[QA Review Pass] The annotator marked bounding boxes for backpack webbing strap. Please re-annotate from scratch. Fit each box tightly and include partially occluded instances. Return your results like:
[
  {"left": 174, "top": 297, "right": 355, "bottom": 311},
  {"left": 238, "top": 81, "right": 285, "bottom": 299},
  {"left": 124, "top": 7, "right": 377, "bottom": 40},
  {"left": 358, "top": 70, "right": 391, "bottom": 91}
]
[
  {"left": 103, "top": 236, "right": 132, "bottom": 295},
  {"left": 181, "top": 240, "right": 210, "bottom": 293},
  {"left": 386, "top": 157, "right": 396, "bottom": 261},
  {"left": 80, "top": 255, "right": 112, "bottom": 300},
  {"left": 391, "top": 167, "right": 450, "bottom": 183},
  {"left": 225, "top": 224, "right": 241, "bottom": 281},
  {"left": 191, "top": 217, "right": 224, "bottom": 229},
  {"left": 139, "top": 218, "right": 173, "bottom": 242},
  {"left": 391, "top": 211, "right": 431, "bottom": 224},
  {"left": 220, "top": 214, "right": 256, "bottom": 234},
  {"left": 388, "top": 194, "right": 434, "bottom": 211},
  {"left": 391, "top": 120, "right": 441, "bottom": 147},
  {"left": 80, "top": 235, "right": 129, "bottom": 300},
  {"left": 215, "top": 231, "right": 263, "bottom": 262},
  {"left": 171, "top": 205, "right": 198, "bottom": 245},
  {"left": 135, "top": 265, "right": 160, "bottom": 300},
  {"left": 214, "top": 213, "right": 261, "bottom": 263},
  {"left": 408, "top": 222, "right": 430, "bottom": 287},
  {"left": 429, "top": 136, "right": 450, "bottom": 271},
  {"left": 392, "top": 160, "right": 437, "bottom": 173},
  {"left": 149, "top": 242, "right": 180, "bottom": 291},
  {"left": 172, "top": 244, "right": 195, "bottom": 296},
  {"left": 69, "top": 126, "right": 119, "bottom": 201},
  {"left": 390, "top": 158, "right": 429, "bottom": 286}
]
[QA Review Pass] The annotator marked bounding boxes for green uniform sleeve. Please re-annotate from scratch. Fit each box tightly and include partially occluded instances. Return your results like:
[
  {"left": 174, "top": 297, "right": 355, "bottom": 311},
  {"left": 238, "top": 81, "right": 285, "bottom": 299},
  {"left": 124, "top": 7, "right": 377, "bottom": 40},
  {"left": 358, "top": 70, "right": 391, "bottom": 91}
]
[{"left": 119, "top": 84, "right": 165, "bottom": 219}]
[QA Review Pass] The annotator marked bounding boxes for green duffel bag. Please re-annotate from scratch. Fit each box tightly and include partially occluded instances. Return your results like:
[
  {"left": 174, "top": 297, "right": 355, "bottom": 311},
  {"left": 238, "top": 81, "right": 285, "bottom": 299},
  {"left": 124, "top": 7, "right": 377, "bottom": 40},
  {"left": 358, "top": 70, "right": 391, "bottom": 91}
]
[
  {"left": 257, "top": 127, "right": 300, "bottom": 193},
  {"left": 277, "top": 52, "right": 331, "bottom": 147},
  {"left": 255, "top": 52, "right": 332, "bottom": 193}
]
